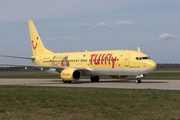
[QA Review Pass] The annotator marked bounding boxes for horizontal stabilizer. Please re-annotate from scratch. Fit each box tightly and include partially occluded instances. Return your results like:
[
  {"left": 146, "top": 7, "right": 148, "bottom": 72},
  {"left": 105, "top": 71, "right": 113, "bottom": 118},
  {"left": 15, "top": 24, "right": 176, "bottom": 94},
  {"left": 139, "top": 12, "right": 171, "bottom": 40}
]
[{"left": 0, "top": 55, "right": 35, "bottom": 60}]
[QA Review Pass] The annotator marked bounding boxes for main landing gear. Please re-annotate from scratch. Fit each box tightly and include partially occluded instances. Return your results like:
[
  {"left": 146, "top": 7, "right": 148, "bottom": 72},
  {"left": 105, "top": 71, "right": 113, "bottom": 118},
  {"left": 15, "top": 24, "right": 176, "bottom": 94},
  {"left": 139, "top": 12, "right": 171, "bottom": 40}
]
[
  {"left": 62, "top": 80, "right": 72, "bottom": 83},
  {"left": 90, "top": 76, "right": 99, "bottom": 82},
  {"left": 135, "top": 78, "right": 141, "bottom": 84}
]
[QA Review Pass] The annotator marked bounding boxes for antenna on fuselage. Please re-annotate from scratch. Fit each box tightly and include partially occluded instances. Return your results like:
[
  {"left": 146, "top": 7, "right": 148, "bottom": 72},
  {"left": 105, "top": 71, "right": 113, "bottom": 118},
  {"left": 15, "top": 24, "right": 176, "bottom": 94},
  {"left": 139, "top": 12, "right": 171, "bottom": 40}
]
[{"left": 137, "top": 47, "right": 141, "bottom": 52}]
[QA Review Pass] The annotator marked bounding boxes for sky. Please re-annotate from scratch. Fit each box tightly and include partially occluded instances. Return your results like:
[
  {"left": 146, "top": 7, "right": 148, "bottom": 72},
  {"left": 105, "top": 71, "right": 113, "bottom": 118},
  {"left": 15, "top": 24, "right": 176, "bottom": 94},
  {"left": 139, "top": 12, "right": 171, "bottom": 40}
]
[{"left": 0, "top": 0, "right": 180, "bottom": 65}]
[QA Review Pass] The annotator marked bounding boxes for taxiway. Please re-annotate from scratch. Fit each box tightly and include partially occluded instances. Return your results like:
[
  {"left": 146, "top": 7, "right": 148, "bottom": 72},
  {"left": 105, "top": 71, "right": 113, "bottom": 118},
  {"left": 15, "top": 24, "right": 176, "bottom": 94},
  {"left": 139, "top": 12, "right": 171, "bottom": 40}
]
[{"left": 0, "top": 79, "right": 179, "bottom": 90}]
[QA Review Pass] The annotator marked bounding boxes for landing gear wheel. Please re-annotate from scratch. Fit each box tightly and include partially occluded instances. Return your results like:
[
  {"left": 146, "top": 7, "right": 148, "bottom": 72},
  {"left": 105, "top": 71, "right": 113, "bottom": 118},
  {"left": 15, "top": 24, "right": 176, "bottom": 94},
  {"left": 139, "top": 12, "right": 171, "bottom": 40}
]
[
  {"left": 90, "top": 76, "right": 100, "bottom": 82},
  {"left": 94, "top": 76, "right": 99, "bottom": 82},
  {"left": 90, "top": 76, "right": 95, "bottom": 82},
  {"left": 62, "top": 80, "right": 67, "bottom": 83},
  {"left": 67, "top": 81, "right": 72, "bottom": 83},
  {"left": 135, "top": 78, "right": 141, "bottom": 84}
]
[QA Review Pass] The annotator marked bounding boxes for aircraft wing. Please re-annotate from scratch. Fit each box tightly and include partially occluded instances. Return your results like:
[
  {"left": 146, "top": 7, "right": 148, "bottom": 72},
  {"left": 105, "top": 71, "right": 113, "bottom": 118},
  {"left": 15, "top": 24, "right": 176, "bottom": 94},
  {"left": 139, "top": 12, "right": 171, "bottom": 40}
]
[
  {"left": 0, "top": 63, "right": 89, "bottom": 73},
  {"left": 0, "top": 55, "right": 91, "bottom": 75}
]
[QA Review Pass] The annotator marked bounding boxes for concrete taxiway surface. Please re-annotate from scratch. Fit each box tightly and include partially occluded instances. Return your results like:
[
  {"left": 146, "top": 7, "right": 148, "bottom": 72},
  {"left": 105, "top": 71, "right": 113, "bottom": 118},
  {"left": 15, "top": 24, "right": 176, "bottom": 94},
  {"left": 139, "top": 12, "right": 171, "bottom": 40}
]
[{"left": 0, "top": 79, "right": 180, "bottom": 90}]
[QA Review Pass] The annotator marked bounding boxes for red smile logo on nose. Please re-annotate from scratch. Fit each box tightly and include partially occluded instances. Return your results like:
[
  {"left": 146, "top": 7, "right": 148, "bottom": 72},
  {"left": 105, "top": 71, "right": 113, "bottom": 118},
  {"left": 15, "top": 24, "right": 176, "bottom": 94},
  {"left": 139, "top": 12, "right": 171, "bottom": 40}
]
[{"left": 32, "top": 37, "right": 38, "bottom": 50}]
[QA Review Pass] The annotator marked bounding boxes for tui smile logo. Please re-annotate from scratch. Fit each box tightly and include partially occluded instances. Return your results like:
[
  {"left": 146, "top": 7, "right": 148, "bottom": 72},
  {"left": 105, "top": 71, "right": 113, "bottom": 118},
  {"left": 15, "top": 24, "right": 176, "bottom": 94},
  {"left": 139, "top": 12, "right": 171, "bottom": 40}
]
[{"left": 31, "top": 37, "right": 38, "bottom": 50}]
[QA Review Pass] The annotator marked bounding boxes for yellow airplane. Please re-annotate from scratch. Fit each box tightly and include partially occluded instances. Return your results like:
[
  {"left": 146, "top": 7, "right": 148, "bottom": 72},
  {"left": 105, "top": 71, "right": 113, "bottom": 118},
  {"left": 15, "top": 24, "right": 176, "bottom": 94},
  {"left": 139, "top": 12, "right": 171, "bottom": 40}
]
[{"left": 0, "top": 20, "right": 156, "bottom": 83}]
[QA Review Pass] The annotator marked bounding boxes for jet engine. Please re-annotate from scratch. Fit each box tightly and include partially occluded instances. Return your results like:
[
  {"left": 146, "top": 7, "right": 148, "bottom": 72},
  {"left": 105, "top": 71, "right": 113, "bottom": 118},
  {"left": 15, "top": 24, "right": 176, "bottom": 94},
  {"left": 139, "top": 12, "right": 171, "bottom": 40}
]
[{"left": 60, "top": 68, "right": 82, "bottom": 81}]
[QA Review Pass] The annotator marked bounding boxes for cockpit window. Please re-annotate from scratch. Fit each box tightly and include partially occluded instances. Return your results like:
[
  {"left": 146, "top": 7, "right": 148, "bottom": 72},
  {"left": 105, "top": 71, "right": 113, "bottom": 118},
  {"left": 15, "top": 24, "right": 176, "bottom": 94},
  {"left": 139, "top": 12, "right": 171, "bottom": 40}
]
[
  {"left": 136, "top": 56, "right": 151, "bottom": 60},
  {"left": 142, "top": 57, "right": 148, "bottom": 59},
  {"left": 136, "top": 57, "right": 142, "bottom": 60}
]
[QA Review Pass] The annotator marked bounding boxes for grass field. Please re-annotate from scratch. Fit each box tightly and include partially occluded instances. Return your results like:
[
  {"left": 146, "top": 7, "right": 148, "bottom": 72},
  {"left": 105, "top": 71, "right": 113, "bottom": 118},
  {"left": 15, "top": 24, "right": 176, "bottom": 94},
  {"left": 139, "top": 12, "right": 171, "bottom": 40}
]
[
  {"left": 0, "top": 86, "right": 180, "bottom": 120},
  {"left": 0, "top": 70, "right": 180, "bottom": 80},
  {"left": 0, "top": 70, "right": 180, "bottom": 119}
]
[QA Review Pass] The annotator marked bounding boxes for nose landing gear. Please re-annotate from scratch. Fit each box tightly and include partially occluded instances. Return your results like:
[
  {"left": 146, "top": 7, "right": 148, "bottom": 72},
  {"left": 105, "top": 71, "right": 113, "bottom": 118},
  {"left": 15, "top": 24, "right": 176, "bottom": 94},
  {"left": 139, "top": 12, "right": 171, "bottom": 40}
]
[
  {"left": 135, "top": 78, "right": 141, "bottom": 84},
  {"left": 135, "top": 74, "right": 143, "bottom": 84}
]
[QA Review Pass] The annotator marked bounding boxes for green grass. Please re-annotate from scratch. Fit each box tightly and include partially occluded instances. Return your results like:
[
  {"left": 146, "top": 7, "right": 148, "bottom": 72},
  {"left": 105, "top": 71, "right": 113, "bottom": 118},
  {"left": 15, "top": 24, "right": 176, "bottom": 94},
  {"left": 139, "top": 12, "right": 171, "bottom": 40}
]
[
  {"left": 0, "top": 86, "right": 180, "bottom": 120},
  {"left": 0, "top": 71, "right": 60, "bottom": 79},
  {"left": 0, "top": 70, "right": 180, "bottom": 119},
  {"left": 144, "top": 71, "right": 180, "bottom": 80},
  {"left": 1, "top": 70, "right": 180, "bottom": 80}
]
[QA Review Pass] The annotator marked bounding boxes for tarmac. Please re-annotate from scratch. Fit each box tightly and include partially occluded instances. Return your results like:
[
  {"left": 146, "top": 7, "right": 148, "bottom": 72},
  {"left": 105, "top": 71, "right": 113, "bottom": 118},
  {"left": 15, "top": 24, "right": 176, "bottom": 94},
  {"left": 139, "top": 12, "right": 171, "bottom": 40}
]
[{"left": 0, "top": 79, "right": 180, "bottom": 90}]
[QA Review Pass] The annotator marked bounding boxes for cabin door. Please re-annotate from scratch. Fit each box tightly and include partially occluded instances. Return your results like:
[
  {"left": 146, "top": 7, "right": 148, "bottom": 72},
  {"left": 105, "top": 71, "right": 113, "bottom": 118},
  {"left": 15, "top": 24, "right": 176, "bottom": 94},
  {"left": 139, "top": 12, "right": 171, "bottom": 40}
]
[{"left": 124, "top": 54, "right": 130, "bottom": 67}]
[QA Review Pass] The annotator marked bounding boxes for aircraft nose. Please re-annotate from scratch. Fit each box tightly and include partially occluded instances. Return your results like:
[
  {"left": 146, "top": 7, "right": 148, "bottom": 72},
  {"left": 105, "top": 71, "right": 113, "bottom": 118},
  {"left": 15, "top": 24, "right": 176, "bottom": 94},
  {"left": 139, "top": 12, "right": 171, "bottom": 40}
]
[{"left": 146, "top": 60, "right": 157, "bottom": 70}]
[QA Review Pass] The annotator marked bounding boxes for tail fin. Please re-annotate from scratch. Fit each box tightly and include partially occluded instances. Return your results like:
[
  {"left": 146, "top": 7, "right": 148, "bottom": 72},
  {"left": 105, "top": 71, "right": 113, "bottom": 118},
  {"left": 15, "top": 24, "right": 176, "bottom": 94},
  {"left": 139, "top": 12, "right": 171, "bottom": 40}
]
[{"left": 28, "top": 20, "right": 54, "bottom": 56}]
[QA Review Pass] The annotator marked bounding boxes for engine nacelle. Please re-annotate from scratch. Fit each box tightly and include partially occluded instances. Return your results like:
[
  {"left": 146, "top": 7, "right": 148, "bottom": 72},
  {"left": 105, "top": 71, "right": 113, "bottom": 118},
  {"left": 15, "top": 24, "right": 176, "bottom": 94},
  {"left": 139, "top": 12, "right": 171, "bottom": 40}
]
[
  {"left": 60, "top": 68, "right": 82, "bottom": 81},
  {"left": 110, "top": 75, "right": 127, "bottom": 79}
]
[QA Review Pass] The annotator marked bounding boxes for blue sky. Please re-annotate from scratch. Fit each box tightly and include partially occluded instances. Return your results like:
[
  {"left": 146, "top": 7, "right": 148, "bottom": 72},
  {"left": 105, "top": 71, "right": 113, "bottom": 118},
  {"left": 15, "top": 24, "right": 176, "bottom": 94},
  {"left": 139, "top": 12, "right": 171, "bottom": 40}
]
[{"left": 0, "top": 0, "right": 180, "bottom": 64}]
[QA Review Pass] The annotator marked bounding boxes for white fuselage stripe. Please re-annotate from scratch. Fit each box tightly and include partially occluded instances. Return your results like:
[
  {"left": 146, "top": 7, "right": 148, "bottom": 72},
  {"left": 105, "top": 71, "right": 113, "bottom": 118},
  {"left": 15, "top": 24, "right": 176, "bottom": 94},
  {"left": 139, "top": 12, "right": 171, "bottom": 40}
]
[{"left": 88, "top": 68, "right": 156, "bottom": 75}]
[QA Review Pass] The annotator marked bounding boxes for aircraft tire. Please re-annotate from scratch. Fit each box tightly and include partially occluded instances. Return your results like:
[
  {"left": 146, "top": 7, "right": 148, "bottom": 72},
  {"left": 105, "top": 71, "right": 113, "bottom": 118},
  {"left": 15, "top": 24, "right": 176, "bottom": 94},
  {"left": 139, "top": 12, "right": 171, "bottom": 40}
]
[
  {"left": 94, "top": 76, "right": 99, "bottom": 82},
  {"left": 90, "top": 76, "right": 100, "bottom": 82},
  {"left": 135, "top": 78, "right": 141, "bottom": 84},
  {"left": 62, "top": 80, "right": 67, "bottom": 83},
  {"left": 90, "top": 76, "right": 95, "bottom": 82}
]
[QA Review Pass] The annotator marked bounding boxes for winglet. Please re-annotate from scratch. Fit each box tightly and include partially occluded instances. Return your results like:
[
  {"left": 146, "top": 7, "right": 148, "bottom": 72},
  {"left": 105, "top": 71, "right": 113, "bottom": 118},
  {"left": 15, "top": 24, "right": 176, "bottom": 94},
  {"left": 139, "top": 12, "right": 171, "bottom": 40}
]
[{"left": 137, "top": 47, "right": 141, "bottom": 52}]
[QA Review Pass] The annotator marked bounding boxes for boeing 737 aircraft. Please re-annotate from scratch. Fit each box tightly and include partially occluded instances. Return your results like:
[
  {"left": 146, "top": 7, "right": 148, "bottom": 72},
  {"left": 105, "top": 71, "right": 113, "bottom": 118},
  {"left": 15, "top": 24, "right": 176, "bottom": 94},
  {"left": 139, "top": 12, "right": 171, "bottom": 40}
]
[{"left": 0, "top": 20, "right": 157, "bottom": 83}]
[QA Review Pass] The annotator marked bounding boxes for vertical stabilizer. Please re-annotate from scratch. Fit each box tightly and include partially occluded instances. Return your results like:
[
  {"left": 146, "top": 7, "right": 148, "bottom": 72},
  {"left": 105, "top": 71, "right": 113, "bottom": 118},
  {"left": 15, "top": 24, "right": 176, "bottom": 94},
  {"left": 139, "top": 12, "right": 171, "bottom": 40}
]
[{"left": 28, "top": 20, "right": 54, "bottom": 56}]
